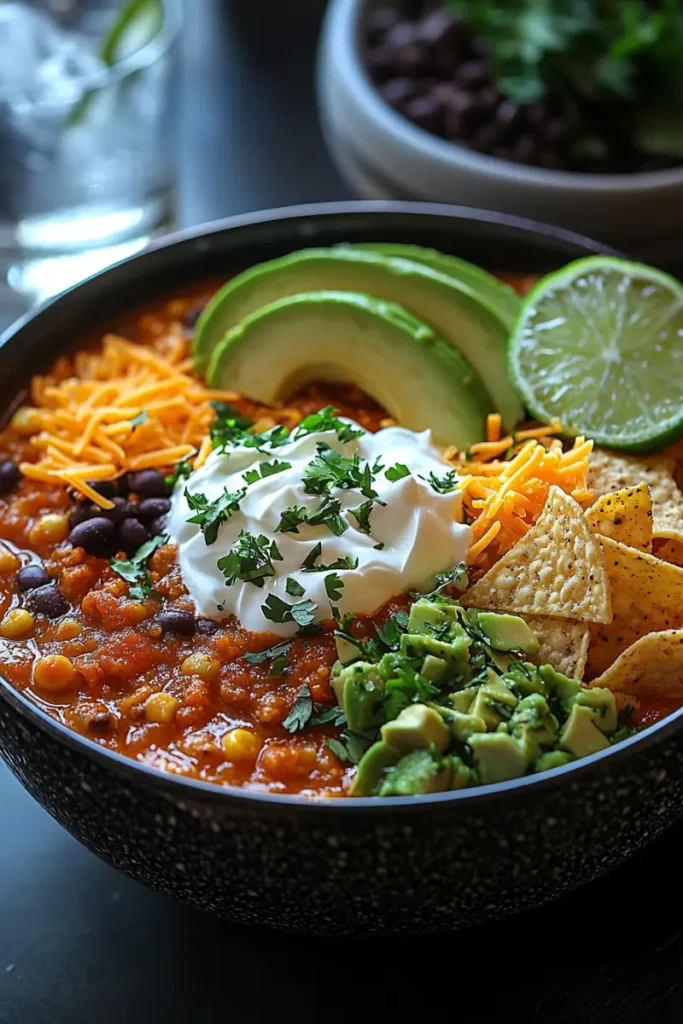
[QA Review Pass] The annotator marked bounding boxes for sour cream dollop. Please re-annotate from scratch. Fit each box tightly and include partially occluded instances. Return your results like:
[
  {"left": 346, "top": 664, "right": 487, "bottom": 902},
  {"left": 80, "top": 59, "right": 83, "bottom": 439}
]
[{"left": 167, "top": 420, "right": 471, "bottom": 636}]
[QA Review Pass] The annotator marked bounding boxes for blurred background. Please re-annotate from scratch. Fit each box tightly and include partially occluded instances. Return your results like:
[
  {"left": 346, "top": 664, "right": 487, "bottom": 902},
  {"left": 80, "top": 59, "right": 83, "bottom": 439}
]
[{"left": 1, "top": 0, "right": 681, "bottom": 329}]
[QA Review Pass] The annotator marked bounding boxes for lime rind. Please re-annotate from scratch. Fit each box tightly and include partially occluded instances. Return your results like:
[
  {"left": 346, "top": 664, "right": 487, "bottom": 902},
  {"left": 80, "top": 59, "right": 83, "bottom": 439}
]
[{"left": 508, "top": 256, "right": 683, "bottom": 453}]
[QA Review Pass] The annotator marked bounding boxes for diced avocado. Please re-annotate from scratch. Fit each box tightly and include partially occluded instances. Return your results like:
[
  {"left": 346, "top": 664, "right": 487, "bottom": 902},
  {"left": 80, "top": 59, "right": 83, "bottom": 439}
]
[
  {"left": 503, "top": 663, "right": 547, "bottom": 698},
  {"left": 377, "top": 749, "right": 452, "bottom": 796},
  {"left": 574, "top": 686, "right": 618, "bottom": 734},
  {"left": 470, "top": 671, "right": 518, "bottom": 730},
  {"left": 449, "top": 686, "right": 478, "bottom": 714},
  {"left": 539, "top": 664, "right": 581, "bottom": 701},
  {"left": 377, "top": 651, "right": 403, "bottom": 682},
  {"left": 446, "top": 755, "right": 476, "bottom": 790},
  {"left": 508, "top": 693, "right": 559, "bottom": 762},
  {"left": 438, "top": 705, "right": 487, "bottom": 743},
  {"left": 336, "top": 661, "right": 385, "bottom": 733},
  {"left": 477, "top": 611, "right": 540, "bottom": 656},
  {"left": 197, "top": 247, "right": 520, "bottom": 430},
  {"left": 350, "top": 742, "right": 402, "bottom": 797},
  {"left": 335, "top": 634, "right": 361, "bottom": 666},
  {"left": 407, "top": 597, "right": 464, "bottom": 636},
  {"left": 560, "top": 704, "right": 610, "bottom": 758},
  {"left": 350, "top": 242, "right": 521, "bottom": 329},
  {"left": 489, "top": 648, "right": 513, "bottom": 674},
  {"left": 400, "top": 633, "right": 471, "bottom": 676},
  {"left": 330, "top": 661, "right": 345, "bottom": 707},
  {"left": 421, "top": 654, "right": 448, "bottom": 683},
  {"left": 381, "top": 703, "right": 450, "bottom": 754},
  {"left": 469, "top": 732, "right": 528, "bottom": 785},
  {"left": 534, "top": 750, "right": 575, "bottom": 773}
]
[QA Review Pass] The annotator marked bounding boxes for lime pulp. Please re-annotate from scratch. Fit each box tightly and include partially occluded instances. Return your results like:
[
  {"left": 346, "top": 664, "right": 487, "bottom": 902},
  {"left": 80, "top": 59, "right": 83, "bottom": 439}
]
[{"left": 508, "top": 256, "right": 683, "bottom": 453}]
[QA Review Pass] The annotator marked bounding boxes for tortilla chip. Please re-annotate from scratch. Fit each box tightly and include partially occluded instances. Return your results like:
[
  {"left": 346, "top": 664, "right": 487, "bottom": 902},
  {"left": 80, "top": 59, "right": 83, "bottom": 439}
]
[
  {"left": 585, "top": 622, "right": 645, "bottom": 679},
  {"left": 462, "top": 486, "right": 611, "bottom": 623},
  {"left": 588, "top": 449, "right": 683, "bottom": 543},
  {"left": 600, "top": 536, "right": 683, "bottom": 629},
  {"left": 585, "top": 483, "right": 652, "bottom": 552},
  {"left": 653, "top": 538, "right": 683, "bottom": 566},
  {"left": 589, "top": 629, "right": 683, "bottom": 700},
  {"left": 525, "top": 614, "right": 590, "bottom": 680}
]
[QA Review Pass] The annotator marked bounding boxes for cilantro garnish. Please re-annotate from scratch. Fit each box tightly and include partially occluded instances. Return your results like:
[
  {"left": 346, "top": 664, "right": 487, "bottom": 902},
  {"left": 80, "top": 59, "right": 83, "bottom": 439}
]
[
  {"left": 165, "top": 456, "right": 193, "bottom": 491},
  {"left": 433, "top": 562, "right": 469, "bottom": 593},
  {"left": 326, "top": 731, "right": 373, "bottom": 765},
  {"left": 374, "top": 611, "right": 409, "bottom": 651},
  {"left": 305, "top": 496, "right": 349, "bottom": 537},
  {"left": 427, "top": 469, "right": 458, "bottom": 494},
  {"left": 243, "top": 424, "right": 290, "bottom": 452},
  {"left": 293, "top": 406, "right": 364, "bottom": 444},
  {"left": 301, "top": 544, "right": 358, "bottom": 573},
  {"left": 283, "top": 684, "right": 313, "bottom": 733},
  {"left": 311, "top": 705, "right": 347, "bottom": 727},
  {"left": 275, "top": 505, "right": 309, "bottom": 534},
  {"left": 261, "top": 594, "right": 317, "bottom": 627},
  {"left": 302, "top": 443, "right": 381, "bottom": 499},
  {"left": 110, "top": 534, "right": 166, "bottom": 600},
  {"left": 324, "top": 573, "right": 344, "bottom": 602},
  {"left": 286, "top": 578, "right": 306, "bottom": 597},
  {"left": 185, "top": 486, "right": 246, "bottom": 545},
  {"left": 349, "top": 497, "right": 385, "bottom": 535},
  {"left": 386, "top": 463, "right": 410, "bottom": 481},
  {"left": 243, "top": 459, "right": 291, "bottom": 485},
  {"left": 130, "top": 410, "right": 148, "bottom": 429},
  {"left": 242, "top": 640, "right": 293, "bottom": 666},
  {"left": 218, "top": 531, "right": 283, "bottom": 588},
  {"left": 209, "top": 402, "right": 254, "bottom": 450},
  {"left": 270, "top": 654, "right": 289, "bottom": 676}
]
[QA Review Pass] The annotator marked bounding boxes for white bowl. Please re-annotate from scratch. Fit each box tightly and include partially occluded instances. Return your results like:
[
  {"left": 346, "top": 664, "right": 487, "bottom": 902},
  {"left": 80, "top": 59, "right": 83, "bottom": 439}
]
[{"left": 317, "top": 0, "right": 683, "bottom": 258}]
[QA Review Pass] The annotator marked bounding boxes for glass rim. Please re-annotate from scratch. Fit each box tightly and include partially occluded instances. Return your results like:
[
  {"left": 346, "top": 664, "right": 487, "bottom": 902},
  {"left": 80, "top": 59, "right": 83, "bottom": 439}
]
[{"left": 0, "top": 0, "right": 181, "bottom": 110}]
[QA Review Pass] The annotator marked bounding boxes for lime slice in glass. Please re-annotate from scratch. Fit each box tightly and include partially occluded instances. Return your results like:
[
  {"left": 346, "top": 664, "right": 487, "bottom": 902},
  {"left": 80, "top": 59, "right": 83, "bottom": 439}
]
[{"left": 508, "top": 256, "right": 683, "bottom": 453}]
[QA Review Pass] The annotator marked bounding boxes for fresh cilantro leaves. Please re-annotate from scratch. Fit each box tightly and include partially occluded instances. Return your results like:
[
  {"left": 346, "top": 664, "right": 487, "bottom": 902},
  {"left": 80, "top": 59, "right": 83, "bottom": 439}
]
[
  {"left": 209, "top": 403, "right": 254, "bottom": 450},
  {"left": 324, "top": 573, "right": 344, "bottom": 602},
  {"left": 165, "top": 456, "right": 193, "bottom": 491},
  {"left": 386, "top": 462, "right": 410, "bottom": 481},
  {"left": 242, "top": 459, "right": 291, "bottom": 485},
  {"left": 130, "top": 410, "right": 148, "bottom": 429},
  {"left": 283, "top": 684, "right": 313, "bottom": 733},
  {"left": 427, "top": 469, "right": 458, "bottom": 494},
  {"left": 293, "top": 406, "right": 364, "bottom": 444},
  {"left": 275, "top": 505, "right": 309, "bottom": 534},
  {"left": 433, "top": 562, "right": 469, "bottom": 593},
  {"left": 286, "top": 578, "right": 306, "bottom": 597},
  {"left": 218, "top": 531, "right": 283, "bottom": 588},
  {"left": 274, "top": 497, "right": 349, "bottom": 537},
  {"left": 301, "top": 543, "right": 358, "bottom": 573},
  {"left": 302, "top": 443, "right": 381, "bottom": 499},
  {"left": 326, "top": 732, "right": 373, "bottom": 765},
  {"left": 110, "top": 534, "right": 166, "bottom": 600},
  {"left": 261, "top": 594, "right": 317, "bottom": 627},
  {"left": 185, "top": 486, "right": 246, "bottom": 545},
  {"left": 242, "top": 640, "right": 293, "bottom": 666},
  {"left": 349, "top": 497, "right": 385, "bottom": 535}
]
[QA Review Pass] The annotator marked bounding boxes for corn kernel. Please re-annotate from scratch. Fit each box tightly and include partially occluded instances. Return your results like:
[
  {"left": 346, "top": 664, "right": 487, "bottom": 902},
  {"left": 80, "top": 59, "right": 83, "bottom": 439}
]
[
  {"left": 181, "top": 652, "right": 220, "bottom": 680},
  {"left": 33, "top": 654, "right": 77, "bottom": 692},
  {"left": 144, "top": 692, "right": 179, "bottom": 724},
  {"left": 222, "top": 728, "right": 261, "bottom": 762},
  {"left": 11, "top": 406, "right": 43, "bottom": 436},
  {"left": 28, "top": 513, "right": 70, "bottom": 547},
  {"left": 122, "top": 600, "right": 153, "bottom": 625},
  {"left": 0, "top": 608, "right": 35, "bottom": 639},
  {"left": 0, "top": 545, "right": 20, "bottom": 574},
  {"left": 54, "top": 619, "right": 82, "bottom": 641}
]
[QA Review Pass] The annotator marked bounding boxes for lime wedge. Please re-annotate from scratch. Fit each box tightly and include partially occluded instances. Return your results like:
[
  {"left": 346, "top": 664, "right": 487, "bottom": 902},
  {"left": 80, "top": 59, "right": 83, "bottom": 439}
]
[{"left": 508, "top": 256, "right": 683, "bottom": 453}]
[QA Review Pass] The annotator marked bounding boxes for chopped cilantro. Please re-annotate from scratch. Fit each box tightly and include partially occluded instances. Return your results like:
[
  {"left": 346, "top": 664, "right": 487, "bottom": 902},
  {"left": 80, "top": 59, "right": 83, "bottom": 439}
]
[
  {"left": 433, "top": 562, "right": 469, "bottom": 593},
  {"left": 110, "top": 533, "right": 166, "bottom": 600},
  {"left": 261, "top": 594, "right": 317, "bottom": 627},
  {"left": 326, "top": 731, "right": 373, "bottom": 765},
  {"left": 243, "top": 459, "right": 291, "bottom": 485},
  {"left": 218, "top": 531, "right": 283, "bottom": 588},
  {"left": 311, "top": 705, "right": 347, "bottom": 727},
  {"left": 242, "top": 640, "right": 293, "bottom": 666},
  {"left": 285, "top": 578, "right": 306, "bottom": 597},
  {"left": 374, "top": 542, "right": 385, "bottom": 551},
  {"left": 302, "top": 548, "right": 358, "bottom": 573},
  {"left": 243, "top": 423, "right": 290, "bottom": 452},
  {"left": 374, "top": 611, "right": 409, "bottom": 651},
  {"left": 301, "top": 542, "right": 323, "bottom": 571},
  {"left": 130, "top": 410, "right": 148, "bottom": 429},
  {"left": 427, "top": 469, "right": 458, "bottom": 494},
  {"left": 165, "top": 456, "right": 193, "bottom": 491},
  {"left": 324, "top": 573, "right": 344, "bottom": 603},
  {"left": 293, "top": 406, "right": 364, "bottom": 444},
  {"left": 385, "top": 462, "right": 410, "bottom": 482},
  {"left": 270, "top": 654, "right": 289, "bottom": 677},
  {"left": 349, "top": 497, "right": 385, "bottom": 535},
  {"left": 283, "top": 684, "right": 313, "bottom": 733},
  {"left": 275, "top": 505, "right": 309, "bottom": 534},
  {"left": 209, "top": 403, "right": 254, "bottom": 450},
  {"left": 305, "top": 496, "right": 349, "bottom": 537},
  {"left": 185, "top": 486, "right": 246, "bottom": 545},
  {"left": 302, "top": 443, "right": 381, "bottom": 499}
]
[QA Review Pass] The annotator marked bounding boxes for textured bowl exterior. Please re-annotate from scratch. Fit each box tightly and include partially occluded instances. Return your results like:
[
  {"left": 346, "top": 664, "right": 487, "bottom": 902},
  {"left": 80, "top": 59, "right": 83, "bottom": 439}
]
[
  {"left": 318, "top": 0, "right": 683, "bottom": 255},
  {"left": 2, "top": 200, "right": 682, "bottom": 934}
]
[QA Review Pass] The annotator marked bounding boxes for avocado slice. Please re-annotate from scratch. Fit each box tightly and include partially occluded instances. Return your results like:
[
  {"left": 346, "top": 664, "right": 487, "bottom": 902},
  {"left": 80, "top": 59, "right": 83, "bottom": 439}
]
[
  {"left": 377, "top": 749, "right": 452, "bottom": 797},
  {"left": 350, "top": 741, "right": 402, "bottom": 797},
  {"left": 197, "top": 247, "right": 522, "bottom": 430},
  {"left": 351, "top": 242, "right": 521, "bottom": 329},
  {"left": 469, "top": 732, "right": 528, "bottom": 785},
  {"left": 337, "top": 661, "right": 386, "bottom": 733},
  {"left": 380, "top": 703, "right": 450, "bottom": 754},
  {"left": 559, "top": 704, "right": 610, "bottom": 758},
  {"left": 477, "top": 611, "right": 540, "bottom": 656},
  {"left": 207, "top": 291, "right": 492, "bottom": 446}
]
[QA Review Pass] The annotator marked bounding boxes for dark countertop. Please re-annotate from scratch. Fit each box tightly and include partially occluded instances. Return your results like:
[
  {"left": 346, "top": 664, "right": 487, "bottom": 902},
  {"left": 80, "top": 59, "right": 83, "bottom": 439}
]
[{"left": 1, "top": 3, "right": 683, "bottom": 1021}]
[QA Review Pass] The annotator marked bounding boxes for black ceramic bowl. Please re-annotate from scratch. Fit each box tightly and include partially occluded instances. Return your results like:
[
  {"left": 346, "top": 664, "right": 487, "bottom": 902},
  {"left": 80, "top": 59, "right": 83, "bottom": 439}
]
[{"left": 2, "top": 201, "right": 683, "bottom": 936}]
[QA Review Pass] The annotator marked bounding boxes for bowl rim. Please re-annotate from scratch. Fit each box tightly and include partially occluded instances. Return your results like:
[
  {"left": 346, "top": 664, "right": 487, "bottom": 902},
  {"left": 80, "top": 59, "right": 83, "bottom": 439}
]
[
  {"left": 323, "top": 0, "right": 683, "bottom": 192},
  {"left": 1, "top": 198, "right": 680, "bottom": 815}
]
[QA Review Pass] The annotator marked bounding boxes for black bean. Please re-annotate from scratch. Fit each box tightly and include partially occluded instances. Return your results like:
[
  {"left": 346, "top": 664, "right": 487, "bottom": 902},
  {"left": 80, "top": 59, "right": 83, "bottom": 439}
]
[
  {"left": 367, "top": 7, "right": 401, "bottom": 44},
  {"left": 128, "top": 469, "right": 168, "bottom": 499},
  {"left": 157, "top": 608, "right": 196, "bottom": 636},
  {"left": 524, "top": 102, "right": 551, "bottom": 129},
  {"left": 416, "top": 9, "right": 466, "bottom": 51},
  {"left": 115, "top": 473, "right": 129, "bottom": 497},
  {"left": 544, "top": 116, "right": 571, "bottom": 147},
  {"left": 392, "top": 41, "right": 428, "bottom": 77},
  {"left": 404, "top": 94, "right": 442, "bottom": 134},
  {"left": 512, "top": 134, "right": 542, "bottom": 165},
  {"left": 69, "top": 502, "right": 99, "bottom": 529},
  {"left": 118, "top": 518, "right": 150, "bottom": 554},
  {"left": 183, "top": 304, "right": 206, "bottom": 330},
  {"left": 0, "top": 459, "right": 20, "bottom": 496},
  {"left": 380, "top": 77, "right": 416, "bottom": 110},
  {"left": 456, "top": 59, "right": 490, "bottom": 90},
  {"left": 473, "top": 87, "right": 501, "bottom": 116},
  {"left": 469, "top": 121, "right": 504, "bottom": 154},
  {"left": 385, "top": 22, "right": 417, "bottom": 48},
  {"left": 86, "top": 480, "right": 117, "bottom": 499},
  {"left": 137, "top": 497, "right": 171, "bottom": 521},
  {"left": 496, "top": 99, "right": 524, "bottom": 140},
  {"left": 17, "top": 564, "right": 51, "bottom": 592},
  {"left": 148, "top": 517, "right": 168, "bottom": 537},
  {"left": 69, "top": 516, "right": 116, "bottom": 557},
  {"left": 87, "top": 711, "right": 116, "bottom": 734},
  {"left": 196, "top": 617, "right": 220, "bottom": 635},
  {"left": 440, "top": 87, "right": 483, "bottom": 139},
  {"left": 103, "top": 496, "right": 130, "bottom": 524},
  {"left": 28, "top": 584, "right": 69, "bottom": 619},
  {"left": 366, "top": 44, "right": 399, "bottom": 81}
]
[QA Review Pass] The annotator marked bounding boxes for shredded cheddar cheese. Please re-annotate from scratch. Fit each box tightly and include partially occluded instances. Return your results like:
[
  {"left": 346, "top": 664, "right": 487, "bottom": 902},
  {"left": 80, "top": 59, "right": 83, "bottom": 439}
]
[
  {"left": 17, "top": 331, "right": 240, "bottom": 508},
  {"left": 452, "top": 424, "right": 593, "bottom": 574}
]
